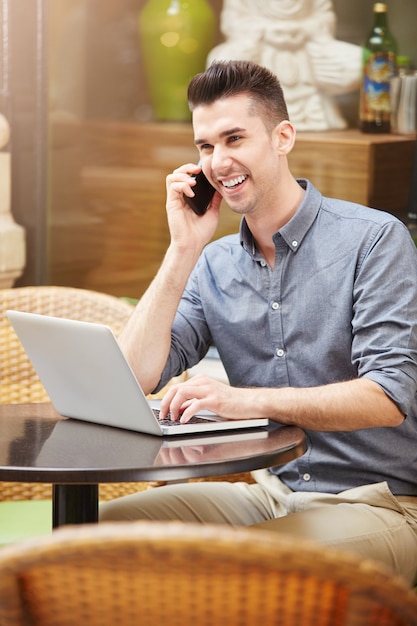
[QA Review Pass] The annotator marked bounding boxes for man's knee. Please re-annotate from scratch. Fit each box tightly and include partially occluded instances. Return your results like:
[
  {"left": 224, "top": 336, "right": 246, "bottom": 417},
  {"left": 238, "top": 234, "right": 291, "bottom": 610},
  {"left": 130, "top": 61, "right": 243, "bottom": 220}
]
[
  {"left": 99, "top": 484, "right": 198, "bottom": 522},
  {"left": 99, "top": 482, "right": 237, "bottom": 524},
  {"left": 99, "top": 481, "right": 271, "bottom": 525}
]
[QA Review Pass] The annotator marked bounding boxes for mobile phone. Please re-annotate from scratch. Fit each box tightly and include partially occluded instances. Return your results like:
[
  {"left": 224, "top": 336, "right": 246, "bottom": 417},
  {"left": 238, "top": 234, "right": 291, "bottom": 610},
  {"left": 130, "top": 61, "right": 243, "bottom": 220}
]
[{"left": 183, "top": 165, "right": 216, "bottom": 216}]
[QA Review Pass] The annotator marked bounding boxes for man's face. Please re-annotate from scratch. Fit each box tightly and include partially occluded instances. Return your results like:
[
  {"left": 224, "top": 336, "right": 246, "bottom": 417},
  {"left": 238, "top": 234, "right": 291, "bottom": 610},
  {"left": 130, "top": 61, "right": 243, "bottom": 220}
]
[{"left": 192, "top": 94, "right": 281, "bottom": 217}]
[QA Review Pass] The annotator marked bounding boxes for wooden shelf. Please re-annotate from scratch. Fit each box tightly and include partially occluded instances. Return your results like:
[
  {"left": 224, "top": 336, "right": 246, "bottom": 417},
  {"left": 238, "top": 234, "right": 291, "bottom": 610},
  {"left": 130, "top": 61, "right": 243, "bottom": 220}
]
[
  {"left": 48, "top": 122, "right": 416, "bottom": 297},
  {"left": 289, "top": 129, "right": 416, "bottom": 220}
]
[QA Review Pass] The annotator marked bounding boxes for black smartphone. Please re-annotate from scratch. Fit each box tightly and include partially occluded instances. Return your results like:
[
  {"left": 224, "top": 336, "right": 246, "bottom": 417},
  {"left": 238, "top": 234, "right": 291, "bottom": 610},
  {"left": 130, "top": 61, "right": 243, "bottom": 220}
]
[{"left": 183, "top": 167, "right": 216, "bottom": 216}]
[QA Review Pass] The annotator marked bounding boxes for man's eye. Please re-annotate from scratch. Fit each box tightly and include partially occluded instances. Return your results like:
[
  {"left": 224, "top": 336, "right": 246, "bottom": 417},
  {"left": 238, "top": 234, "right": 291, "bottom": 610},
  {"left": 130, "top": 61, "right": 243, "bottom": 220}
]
[{"left": 229, "top": 135, "right": 241, "bottom": 143}]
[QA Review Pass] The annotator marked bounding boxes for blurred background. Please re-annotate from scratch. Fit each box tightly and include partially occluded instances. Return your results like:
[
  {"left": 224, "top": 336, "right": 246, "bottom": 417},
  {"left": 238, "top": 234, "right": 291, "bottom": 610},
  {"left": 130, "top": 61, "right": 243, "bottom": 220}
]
[{"left": 0, "top": 0, "right": 416, "bottom": 297}]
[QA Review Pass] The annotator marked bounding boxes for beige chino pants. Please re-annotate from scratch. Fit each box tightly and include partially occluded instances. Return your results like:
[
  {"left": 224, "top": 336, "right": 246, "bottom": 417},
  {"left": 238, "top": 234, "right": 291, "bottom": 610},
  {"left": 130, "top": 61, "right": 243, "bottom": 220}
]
[{"left": 99, "top": 473, "right": 417, "bottom": 586}]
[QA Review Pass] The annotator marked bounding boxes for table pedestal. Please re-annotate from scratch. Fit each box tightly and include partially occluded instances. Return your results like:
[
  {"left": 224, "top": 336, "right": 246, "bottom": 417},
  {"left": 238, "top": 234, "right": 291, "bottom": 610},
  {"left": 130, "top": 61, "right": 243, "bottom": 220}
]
[{"left": 53, "top": 484, "right": 98, "bottom": 527}]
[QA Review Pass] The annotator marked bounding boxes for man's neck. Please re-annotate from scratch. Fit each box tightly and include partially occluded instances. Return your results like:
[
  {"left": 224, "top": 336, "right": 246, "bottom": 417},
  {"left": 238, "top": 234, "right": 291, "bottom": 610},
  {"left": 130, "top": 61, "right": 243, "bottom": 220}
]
[{"left": 246, "top": 176, "right": 305, "bottom": 268}]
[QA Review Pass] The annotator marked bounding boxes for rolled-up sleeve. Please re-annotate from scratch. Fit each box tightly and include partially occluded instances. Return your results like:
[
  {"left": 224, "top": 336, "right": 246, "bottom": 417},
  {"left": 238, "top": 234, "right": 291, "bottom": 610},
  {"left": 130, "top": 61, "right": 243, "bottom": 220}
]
[{"left": 352, "top": 220, "right": 417, "bottom": 417}]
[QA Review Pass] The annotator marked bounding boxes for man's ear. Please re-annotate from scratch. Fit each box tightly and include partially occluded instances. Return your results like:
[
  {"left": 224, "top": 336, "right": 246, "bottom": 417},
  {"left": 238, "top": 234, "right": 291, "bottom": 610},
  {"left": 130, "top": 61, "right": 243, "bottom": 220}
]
[{"left": 274, "top": 120, "right": 296, "bottom": 156}]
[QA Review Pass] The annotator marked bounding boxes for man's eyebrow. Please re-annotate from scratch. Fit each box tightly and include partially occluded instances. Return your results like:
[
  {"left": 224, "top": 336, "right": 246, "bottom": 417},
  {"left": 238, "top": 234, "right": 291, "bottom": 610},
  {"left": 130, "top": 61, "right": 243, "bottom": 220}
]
[{"left": 194, "top": 127, "right": 247, "bottom": 147}]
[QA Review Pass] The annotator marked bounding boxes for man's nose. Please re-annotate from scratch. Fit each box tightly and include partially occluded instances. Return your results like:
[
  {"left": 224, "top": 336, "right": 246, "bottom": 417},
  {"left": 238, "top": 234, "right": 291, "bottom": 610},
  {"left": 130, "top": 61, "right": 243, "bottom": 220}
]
[{"left": 210, "top": 147, "right": 232, "bottom": 172}]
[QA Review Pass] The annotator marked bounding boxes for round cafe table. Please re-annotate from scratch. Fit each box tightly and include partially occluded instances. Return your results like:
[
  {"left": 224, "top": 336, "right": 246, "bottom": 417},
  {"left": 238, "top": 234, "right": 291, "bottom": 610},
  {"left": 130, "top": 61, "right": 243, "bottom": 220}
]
[{"left": 0, "top": 403, "right": 307, "bottom": 528}]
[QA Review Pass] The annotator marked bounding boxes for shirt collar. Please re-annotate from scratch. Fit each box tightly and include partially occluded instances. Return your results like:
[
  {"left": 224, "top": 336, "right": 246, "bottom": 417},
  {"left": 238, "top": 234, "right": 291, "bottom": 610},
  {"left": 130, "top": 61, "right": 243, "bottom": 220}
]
[{"left": 240, "top": 179, "right": 322, "bottom": 257}]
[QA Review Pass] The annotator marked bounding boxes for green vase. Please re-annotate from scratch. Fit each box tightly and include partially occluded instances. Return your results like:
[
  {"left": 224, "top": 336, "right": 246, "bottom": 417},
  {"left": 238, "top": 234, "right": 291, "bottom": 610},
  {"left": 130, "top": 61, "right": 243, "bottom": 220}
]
[{"left": 139, "top": 0, "right": 215, "bottom": 121}]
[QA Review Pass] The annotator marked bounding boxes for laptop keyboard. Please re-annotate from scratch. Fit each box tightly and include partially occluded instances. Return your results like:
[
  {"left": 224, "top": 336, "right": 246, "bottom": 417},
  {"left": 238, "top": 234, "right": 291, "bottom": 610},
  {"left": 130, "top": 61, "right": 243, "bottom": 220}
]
[{"left": 153, "top": 408, "right": 214, "bottom": 426}]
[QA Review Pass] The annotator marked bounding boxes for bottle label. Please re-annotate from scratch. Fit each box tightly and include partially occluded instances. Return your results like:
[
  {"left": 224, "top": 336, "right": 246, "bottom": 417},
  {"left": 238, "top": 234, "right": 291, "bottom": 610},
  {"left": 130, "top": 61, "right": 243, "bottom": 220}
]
[{"left": 361, "top": 52, "right": 396, "bottom": 122}]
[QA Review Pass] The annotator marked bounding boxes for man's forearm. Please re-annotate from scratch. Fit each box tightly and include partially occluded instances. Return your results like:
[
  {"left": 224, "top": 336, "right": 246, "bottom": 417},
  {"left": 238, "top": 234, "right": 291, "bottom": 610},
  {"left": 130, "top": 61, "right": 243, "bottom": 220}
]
[
  {"left": 257, "top": 378, "right": 405, "bottom": 431},
  {"left": 118, "top": 244, "right": 200, "bottom": 394}
]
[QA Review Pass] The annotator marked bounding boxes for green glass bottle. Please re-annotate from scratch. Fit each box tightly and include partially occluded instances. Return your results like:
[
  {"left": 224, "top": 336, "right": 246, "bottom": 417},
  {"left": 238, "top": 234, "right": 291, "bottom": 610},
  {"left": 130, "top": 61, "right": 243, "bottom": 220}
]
[
  {"left": 139, "top": 0, "right": 215, "bottom": 121},
  {"left": 359, "top": 2, "right": 397, "bottom": 133}
]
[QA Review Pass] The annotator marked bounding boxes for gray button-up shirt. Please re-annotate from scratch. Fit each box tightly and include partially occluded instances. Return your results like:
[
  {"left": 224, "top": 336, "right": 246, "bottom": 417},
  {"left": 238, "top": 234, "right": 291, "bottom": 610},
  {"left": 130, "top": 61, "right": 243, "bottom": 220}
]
[{"left": 159, "top": 179, "right": 417, "bottom": 495}]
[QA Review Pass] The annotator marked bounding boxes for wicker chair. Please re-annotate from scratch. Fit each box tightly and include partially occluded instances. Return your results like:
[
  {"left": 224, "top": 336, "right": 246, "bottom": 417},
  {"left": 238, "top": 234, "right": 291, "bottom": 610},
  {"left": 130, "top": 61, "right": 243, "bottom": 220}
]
[
  {"left": 0, "top": 285, "right": 173, "bottom": 507},
  {"left": 0, "top": 521, "right": 416, "bottom": 626}
]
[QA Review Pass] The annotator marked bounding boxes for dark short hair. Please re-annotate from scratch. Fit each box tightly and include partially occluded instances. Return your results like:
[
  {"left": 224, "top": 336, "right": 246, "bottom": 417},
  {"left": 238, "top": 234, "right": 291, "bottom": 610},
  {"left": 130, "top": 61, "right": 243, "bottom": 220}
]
[{"left": 187, "top": 60, "right": 289, "bottom": 131}]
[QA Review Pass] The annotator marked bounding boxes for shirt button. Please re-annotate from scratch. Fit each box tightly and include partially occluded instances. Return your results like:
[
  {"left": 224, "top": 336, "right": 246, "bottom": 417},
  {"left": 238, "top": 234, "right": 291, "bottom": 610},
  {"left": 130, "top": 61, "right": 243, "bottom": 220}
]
[
  {"left": 260, "top": 260, "right": 267, "bottom": 267},
  {"left": 291, "top": 240, "right": 298, "bottom": 248},
  {"left": 271, "top": 301, "right": 280, "bottom": 310},
  {"left": 276, "top": 348, "right": 285, "bottom": 357},
  {"left": 303, "top": 473, "right": 311, "bottom": 482}
]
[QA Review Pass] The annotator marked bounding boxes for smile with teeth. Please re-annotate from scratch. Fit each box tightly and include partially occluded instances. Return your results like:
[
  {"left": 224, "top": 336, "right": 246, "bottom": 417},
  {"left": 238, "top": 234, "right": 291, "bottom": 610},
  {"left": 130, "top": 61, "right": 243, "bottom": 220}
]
[{"left": 222, "top": 175, "right": 247, "bottom": 189}]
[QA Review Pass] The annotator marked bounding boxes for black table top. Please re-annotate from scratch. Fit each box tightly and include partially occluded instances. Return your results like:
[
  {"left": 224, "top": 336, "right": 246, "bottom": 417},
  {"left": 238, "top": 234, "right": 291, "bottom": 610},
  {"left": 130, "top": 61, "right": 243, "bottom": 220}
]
[{"left": 0, "top": 403, "right": 307, "bottom": 484}]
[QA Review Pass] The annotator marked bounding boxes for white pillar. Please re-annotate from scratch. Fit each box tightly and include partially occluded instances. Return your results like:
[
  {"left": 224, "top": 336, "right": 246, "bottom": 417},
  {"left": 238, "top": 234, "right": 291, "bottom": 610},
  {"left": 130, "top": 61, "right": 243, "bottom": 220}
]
[{"left": 0, "top": 114, "right": 26, "bottom": 287}]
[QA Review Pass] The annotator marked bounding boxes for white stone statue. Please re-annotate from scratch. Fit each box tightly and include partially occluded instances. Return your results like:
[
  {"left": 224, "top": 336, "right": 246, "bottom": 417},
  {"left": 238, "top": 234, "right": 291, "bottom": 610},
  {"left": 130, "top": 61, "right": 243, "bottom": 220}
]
[
  {"left": 0, "top": 114, "right": 25, "bottom": 287},
  {"left": 207, "top": 0, "right": 361, "bottom": 131}
]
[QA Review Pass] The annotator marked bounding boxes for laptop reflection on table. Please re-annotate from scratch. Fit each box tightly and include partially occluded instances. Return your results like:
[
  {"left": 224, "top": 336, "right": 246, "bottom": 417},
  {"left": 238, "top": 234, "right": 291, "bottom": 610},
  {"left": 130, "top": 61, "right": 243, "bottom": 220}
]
[{"left": 34, "top": 418, "right": 269, "bottom": 469}]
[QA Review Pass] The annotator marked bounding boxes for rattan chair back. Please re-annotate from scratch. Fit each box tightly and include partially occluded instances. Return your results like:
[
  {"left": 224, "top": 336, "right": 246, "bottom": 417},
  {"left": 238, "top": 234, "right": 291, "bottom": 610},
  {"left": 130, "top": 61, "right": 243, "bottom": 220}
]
[
  {"left": 0, "top": 521, "right": 416, "bottom": 626},
  {"left": 0, "top": 286, "right": 165, "bottom": 502},
  {"left": 0, "top": 286, "right": 134, "bottom": 404}
]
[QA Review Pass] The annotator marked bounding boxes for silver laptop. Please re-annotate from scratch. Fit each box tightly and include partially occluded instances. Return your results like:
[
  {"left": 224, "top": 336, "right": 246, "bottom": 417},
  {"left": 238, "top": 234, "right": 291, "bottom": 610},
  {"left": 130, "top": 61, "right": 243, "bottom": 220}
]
[{"left": 7, "top": 310, "right": 269, "bottom": 437}]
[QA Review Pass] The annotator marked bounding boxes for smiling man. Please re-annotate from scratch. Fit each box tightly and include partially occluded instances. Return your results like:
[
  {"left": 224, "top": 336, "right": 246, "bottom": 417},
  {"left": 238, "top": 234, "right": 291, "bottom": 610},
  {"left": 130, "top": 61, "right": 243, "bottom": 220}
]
[{"left": 100, "top": 60, "right": 417, "bottom": 587}]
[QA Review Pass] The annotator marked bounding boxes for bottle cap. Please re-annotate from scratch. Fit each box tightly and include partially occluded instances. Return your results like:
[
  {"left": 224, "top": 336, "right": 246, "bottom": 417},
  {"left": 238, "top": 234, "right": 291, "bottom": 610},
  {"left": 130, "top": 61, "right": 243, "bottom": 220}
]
[{"left": 374, "top": 3, "right": 388, "bottom": 11}]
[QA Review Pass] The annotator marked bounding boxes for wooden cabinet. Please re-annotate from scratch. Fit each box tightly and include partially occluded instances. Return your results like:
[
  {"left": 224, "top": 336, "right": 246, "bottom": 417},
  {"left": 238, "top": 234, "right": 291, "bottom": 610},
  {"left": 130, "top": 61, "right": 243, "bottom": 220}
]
[
  {"left": 49, "top": 122, "right": 416, "bottom": 298},
  {"left": 289, "top": 129, "right": 416, "bottom": 221}
]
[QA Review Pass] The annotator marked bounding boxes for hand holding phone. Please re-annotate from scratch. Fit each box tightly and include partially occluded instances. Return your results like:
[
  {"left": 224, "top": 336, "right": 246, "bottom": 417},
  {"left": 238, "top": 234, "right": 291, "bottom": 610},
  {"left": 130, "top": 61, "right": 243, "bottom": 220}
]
[{"left": 183, "top": 163, "right": 216, "bottom": 216}]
